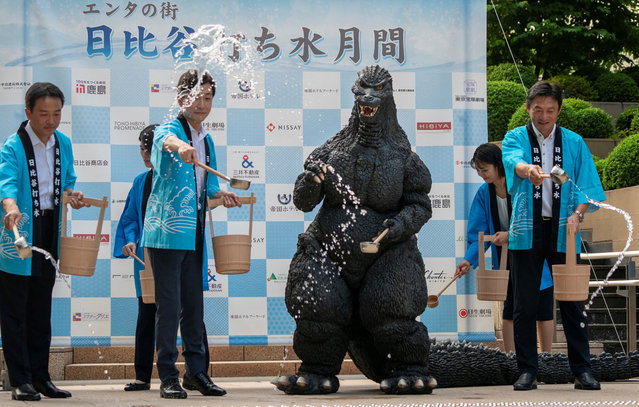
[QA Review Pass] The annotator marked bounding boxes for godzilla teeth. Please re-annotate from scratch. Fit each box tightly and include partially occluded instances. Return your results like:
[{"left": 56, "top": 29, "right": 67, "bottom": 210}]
[{"left": 359, "top": 105, "right": 379, "bottom": 118}]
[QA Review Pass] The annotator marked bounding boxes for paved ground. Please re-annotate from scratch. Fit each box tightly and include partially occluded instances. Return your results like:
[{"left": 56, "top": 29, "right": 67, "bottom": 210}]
[{"left": 1, "top": 376, "right": 638, "bottom": 406}]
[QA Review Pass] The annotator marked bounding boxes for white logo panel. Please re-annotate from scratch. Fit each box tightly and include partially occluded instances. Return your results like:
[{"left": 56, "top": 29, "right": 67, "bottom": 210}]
[
  {"left": 71, "top": 298, "right": 111, "bottom": 337},
  {"left": 72, "top": 144, "right": 111, "bottom": 183},
  {"left": 303, "top": 72, "right": 340, "bottom": 109},
  {"left": 226, "top": 71, "right": 265, "bottom": 109},
  {"left": 228, "top": 297, "right": 267, "bottom": 335},
  {"left": 266, "top": 184, "right": 302, "bottom": 222},
  {"left": 110, "top": 107, "right": 150, "bottom": 145},
  {"left": 72, "top": 68, "right": 110, "bottom": 107},
  {"left": 267, "top": 259, "right": 290, "bottom": 297},
  {"left": 228, "top": 147, "right": 265, "bottom": 184},
  {"left": 149, "top": 69, "right": 177, "bottom": 108},
  {"left": 392, "top": 71, "right": 416, "bottom": 109},
  {"left": 416, "top": 109, "right": 453, "bottom": 146},
  {"left": 0, "top": 67, "right": 32, "bottom": 105},
  {"left": 452, "top": 72, "right": 487, "bottom": 110},
  {"left": 428, "top": 183, "right": 455, "bottom": 221},
  {"left": 265, "top": 109, "right": 303, "bottom": 146}
]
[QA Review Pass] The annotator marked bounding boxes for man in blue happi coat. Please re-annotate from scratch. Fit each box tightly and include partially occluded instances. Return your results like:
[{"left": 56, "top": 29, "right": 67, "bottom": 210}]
[
  {"left": 140, "top": 70, "right": 241, "bottom": 399},
  {"left": 0, "top": 82, "right": 87, "bottom": 401},
  {"left": 502, "top": 81, "right": 606, "bottom": 391}
]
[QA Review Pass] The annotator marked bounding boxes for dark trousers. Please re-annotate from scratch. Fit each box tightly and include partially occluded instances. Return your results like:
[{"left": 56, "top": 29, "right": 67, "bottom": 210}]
[
  {"left": 147, "top": 222, "right": 207, "bottom": 381},
  {"left": 510, "top": 219, "right": 591, "bottom": 376},
  {"left": 0, "top": 211, "right": 56, "bottom": 387},
  {"left": 133, "top": 296, "right": 211, "bottom": 382}
]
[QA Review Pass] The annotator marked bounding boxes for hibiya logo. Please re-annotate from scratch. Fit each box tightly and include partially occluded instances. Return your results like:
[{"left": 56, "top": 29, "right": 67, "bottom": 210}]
[
  {"left": 458, "top": 307, "right": 492, "bottom": 319},
  {"left": 417, "top": 122, "right": 451, "bottom": 132},
  {"left": 72, "top": 234, "right": 110, "bottom": 243},
  {"left": 74, "top": 159, "right": 109, "bottom": 167},
  {"left": 75, "top": 80, "right": 107, "bottom": 95}
]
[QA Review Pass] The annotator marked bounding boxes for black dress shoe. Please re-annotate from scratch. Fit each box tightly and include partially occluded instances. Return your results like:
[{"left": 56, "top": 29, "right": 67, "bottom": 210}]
[
  {"left": 574, "top": 371, "right": 601, "bottom": 390},
  {"left": 160, "top": 378, "right": 187, "bottom": 399},
  {"left": 124, "top": 381, "right": 151, "bottom": 391},
  {"left": 182, "top": 373, "right": 197, "bottom": 390},
  {"left": 33, "top": 380, "right": 71, "bottom": 398},
  {"left": 12, "top": 383, "right": 41, "bottom": 401},
  {"left": 513, "top": 372, "right": 537, "bottom": 391},
  {"left": 185, "top": 372, "right": 227, "bottom": 396}
]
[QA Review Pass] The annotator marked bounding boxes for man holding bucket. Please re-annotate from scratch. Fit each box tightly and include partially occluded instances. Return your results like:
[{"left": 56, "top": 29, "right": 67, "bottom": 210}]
[
  {"left": 0, "top": 82, "right": 87, "bottom": 401},
  {"left": 502, "top": 81, "right": 605, "bottom": 391},
  {"left": 141, "top": 70, "right": 240, "bottom": 399}
]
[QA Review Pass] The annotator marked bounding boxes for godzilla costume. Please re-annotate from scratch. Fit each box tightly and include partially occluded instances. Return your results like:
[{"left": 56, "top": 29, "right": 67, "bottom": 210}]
[{"left": 274, "top": 65, "right": 435, "bottom": 395}]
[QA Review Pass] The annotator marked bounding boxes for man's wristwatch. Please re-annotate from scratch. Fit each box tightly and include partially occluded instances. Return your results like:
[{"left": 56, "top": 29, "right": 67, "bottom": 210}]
[{"left": 574, "top": 209, "right": 584, "bottom": 223}]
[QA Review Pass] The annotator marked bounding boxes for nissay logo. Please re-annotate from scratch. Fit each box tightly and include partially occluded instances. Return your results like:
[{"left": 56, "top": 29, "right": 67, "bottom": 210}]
[{"left": 266, "top": 123, "right": 302, "bottom": 132}]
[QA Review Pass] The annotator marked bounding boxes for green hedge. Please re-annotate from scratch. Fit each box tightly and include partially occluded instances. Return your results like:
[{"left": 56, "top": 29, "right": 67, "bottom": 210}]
[
  {"left": 508, "top": 103, "right": 578, "bottom": 132},
  {"left": 621, "top": 66, "right": 639, "bottom": 88},
  {"left": 593, "top": 73, "right": 639, "bottom": 102},
  {"left": 573, "top": 108, "right": 614, "bottom": 139},
  {"left": 602, "top": 133, "right": 639, "bottom": 190},
  {"left": 487, "top": 63, "right": 537, "bottom": 88},
  {"left": 562, "top": 98, "right": 592, "bottom": 111},
  {"left": 616, "top": 106, "right": 639, "bottom": 131},
  {"left": 487, "top": 81, "right": 527, "bottom": 141},
  {"left": 549, "top": 75, "right": 598, "bottom": 101}
]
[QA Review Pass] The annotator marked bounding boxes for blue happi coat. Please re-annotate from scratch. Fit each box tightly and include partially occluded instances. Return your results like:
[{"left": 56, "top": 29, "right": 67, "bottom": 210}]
[
  {"left": 465, "top": 182, "right": 552, "bottom": 290},
  {"left": 140, "top": 117, "right": 220, "bottom": 250},
  {"left": 502, "top": 125, "right": 606, "bottom": 252},
  {"left": 114, "top": 170, "right": 209, "bottom": 297},
  {"left": 0, "top": 130, "right": 76, "bottom": 276}
]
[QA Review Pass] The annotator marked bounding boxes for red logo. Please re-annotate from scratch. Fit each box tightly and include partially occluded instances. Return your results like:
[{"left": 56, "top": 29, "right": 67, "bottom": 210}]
[
  {"left": 459, "top": 308, "right": 468, "bottom": 318},
  {"left": 417, "top": 122, "right": 451, "bottom": 131},
  {"left": 76, "top": 84, "right": 85, "bottom": 94},
  {"left": 72, "top": 313, "right": 82, "bottom": 321},
  {"left": 72, "top": 234, "right": 110, "bottom": 243},
  {"left": 266, "top": 123, "right": 275, "bottom": 132}
]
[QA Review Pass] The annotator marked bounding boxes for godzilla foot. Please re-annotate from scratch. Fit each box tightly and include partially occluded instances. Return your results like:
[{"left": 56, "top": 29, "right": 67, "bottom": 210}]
[
  {"left": 379, "top": 375, "right": 437, "bottom": 394},
  {"left": 271, "top": 373, "right": 340, "bottom": 394}
]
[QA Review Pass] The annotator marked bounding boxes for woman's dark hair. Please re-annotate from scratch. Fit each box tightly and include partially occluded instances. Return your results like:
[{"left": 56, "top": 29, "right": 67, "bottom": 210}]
[
  {"left": 470, "top": 143, "right": 505, "bottom": 178},
  {"left": 25, "top": 82, "right": 65, "bottom": 111},
  {"left": 139, "top": 124, "right": 158, "bottom": 152},
  {"left": 177, "top": 69, "right": 215, "bottom": 99},
  {"left": 526, "top": 80, "right": 563, "bottom": 109}
]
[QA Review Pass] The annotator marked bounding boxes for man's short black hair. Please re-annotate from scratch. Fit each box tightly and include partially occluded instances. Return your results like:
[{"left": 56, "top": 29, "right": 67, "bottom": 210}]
[
  {"left": 139, "top": 124, "right": 158, "bottom": 152},
  {"left": 177, "top": 69, "right": 215, "bottom": 100},
  {"left": 470, "top": 142, "right": 505, "bottom": 178},
  {"left": 25, "top": 82, "right": 65, "bottom": 111},
  {"left": 526, "top": 81, "right": 563, "bottom": 109}
]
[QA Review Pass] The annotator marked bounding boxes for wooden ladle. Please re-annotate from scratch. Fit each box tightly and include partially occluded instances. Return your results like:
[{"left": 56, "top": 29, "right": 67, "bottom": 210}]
[{"left": 427, "top": 275, "right": 458, "bottom": 308}]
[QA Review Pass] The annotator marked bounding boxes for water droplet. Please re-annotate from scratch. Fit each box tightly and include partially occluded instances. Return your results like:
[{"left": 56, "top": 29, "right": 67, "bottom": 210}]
[{"left": 580, "top": 322, "right": 585, "bottom": 328}]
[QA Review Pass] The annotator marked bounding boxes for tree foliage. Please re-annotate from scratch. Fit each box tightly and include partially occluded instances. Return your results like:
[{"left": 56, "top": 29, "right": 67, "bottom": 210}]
[{"left": 487, "top": 0, "right": 639, "bottom": 78}]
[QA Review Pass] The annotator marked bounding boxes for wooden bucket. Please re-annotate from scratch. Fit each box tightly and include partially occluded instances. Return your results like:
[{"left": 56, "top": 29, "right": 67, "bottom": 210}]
[
  {"left": 475, "top": 232, "right": 510, "bottom": 301},
  {"left": 59, "top": 195, "right": 108, "bottom": 276},
  {"left": 207, "top": 193, "right": 256, "bottom": 275},
  {"left": 139, "top": 248, "right": 155, "bottom": 304},
  {"left": 553, "top": 222, "right": 590, "bottom": 301}
]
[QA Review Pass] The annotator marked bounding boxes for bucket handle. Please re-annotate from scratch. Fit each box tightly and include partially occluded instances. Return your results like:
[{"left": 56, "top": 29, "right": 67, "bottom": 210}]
[
  {"left": 478, "top": 232, "right": 485, "bottom": 272},
  {"left": 207, "top": 194, "right": 256, "bottom": 239},
  {"left": 60, "top": 194, "right": 109, "bottom": 240},
  {"left": 565, "top": 220, "right": 576, "bottom": 267},
  {"left": 479, "top": 233, "right": 509, "bottom": 271}
]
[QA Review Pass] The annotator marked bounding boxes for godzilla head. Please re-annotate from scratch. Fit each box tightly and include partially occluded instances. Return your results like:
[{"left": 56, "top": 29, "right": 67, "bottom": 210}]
[{"left": 351, "top": 65, "right": 394, "bottom": 122}]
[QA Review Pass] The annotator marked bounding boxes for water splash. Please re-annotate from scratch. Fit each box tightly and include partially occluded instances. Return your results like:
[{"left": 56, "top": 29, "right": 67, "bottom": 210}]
[{"left": 569, "top": 180, "right": 633, "bottom": 309}]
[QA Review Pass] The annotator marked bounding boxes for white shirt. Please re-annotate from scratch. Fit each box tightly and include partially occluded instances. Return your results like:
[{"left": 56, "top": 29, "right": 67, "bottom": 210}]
[
  {"left": 188, "top": 123, "right": 207, "bottom": 209},
  {"left": 496, "top": 195, "right": 509, "bottom": 231},
  {"left": 26, "top": 122, "right": 55, "bottom": 210},
  {"left": 531, "top": 122, "right": 556, "bottom": 217}
]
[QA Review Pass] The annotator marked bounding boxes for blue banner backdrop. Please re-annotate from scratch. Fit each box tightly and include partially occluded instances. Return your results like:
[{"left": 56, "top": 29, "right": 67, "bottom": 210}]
[{"left": 0, "top": 0, "right": 489, "bottom": 347}]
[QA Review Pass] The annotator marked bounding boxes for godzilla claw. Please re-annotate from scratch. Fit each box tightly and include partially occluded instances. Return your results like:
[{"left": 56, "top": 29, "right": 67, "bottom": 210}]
[
  {"left": 379, "top": 375, "right": 436, "bottom": 394},
  {"left": 273, "top": 373, "right": 339, "bottom": 395}
]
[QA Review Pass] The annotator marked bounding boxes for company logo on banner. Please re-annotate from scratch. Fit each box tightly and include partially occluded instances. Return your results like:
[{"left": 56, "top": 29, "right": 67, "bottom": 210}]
[
  {"left": 267, "top": 259, "right": 290, "bottom": 297},
  {"left": 110, "top": 107, "right": 149, "bottom": 145},
  {"left": 228, "top": 147, "right": 265, "bottom": 183},
  {"left": 266, "top": 184, "right": 302, "bottom": 221},
  {"left": 72, "top": 68, "right": 110, "bottom": 107},
  {"left": 452, "top": 72, "right": 487, "bottom": 110},
  {"left": 458, "top": 306, "right": 492, "bottom": 319},
  {"left": 149, "top": 69, "right": 177, "bottom": 107},
  {"left": 202, "top": 108, "right": 227, "bottom": 145},
  {"left": 428, "top": 183, "right": 454, "bottom": 220},
  {"left": 424, "top": 257, "right": 456, "bottom": 294},
  {"left": 58, "top": 106, "right": 73, "bottom": 138},
  {"left": 71, "top": 298, "right": 110, "bottom": 337},
  {"left": 391, "top": 72, "right": 415, "bottom": 109},
  {"left": 204, "top": 261, "right": 229, "bottom": 297},
  {"left": 454, "top": 145, "right": 483, "bottom": 183},
  {"left": 265, "top": 109, "right": 303, "bottom": 146},
  {"left": 303, "top": 72, "right": 340, "bottom": 109},
  {"left": 228, "top": 297, "right": 267, "bottom": 335},
  {"left": 0, "top": 67, "right": 33, "bottom": 106},
  {"left": 73, "top": 144, "right": 111, "bottom": 182},
  {"left": 416, "top": 109, "right": 453, "bottom": 146},
  {"left": 227, "top": 72, "right": 265, "bottom": 109}
]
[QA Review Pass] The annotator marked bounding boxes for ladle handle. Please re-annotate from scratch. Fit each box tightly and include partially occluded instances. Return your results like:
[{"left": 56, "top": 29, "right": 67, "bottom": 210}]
[
  {"left": 195, "top": 161, "right": 231, "bottom": 182},
  {"left": 131, "top": 253, "right": 145, "bottom": 266},
  {"left": 12, "top": 225, "right": 20, "bottom": 240},
  {"left": 436, "top": 275, "right": 458, "bottom": 297},
  {"left": 540, "top": 174, "right": 551, "bottom": 179},
  {"left": 565, "top": 220, "right": 577, "bottom": 267},
  {"left": 373, "top": 228, "right": 389, "bottom": 244}
]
